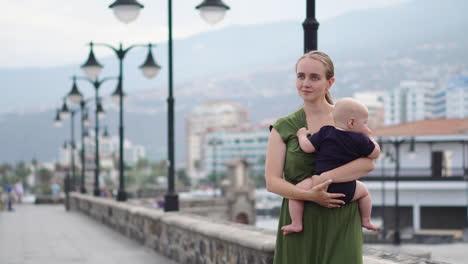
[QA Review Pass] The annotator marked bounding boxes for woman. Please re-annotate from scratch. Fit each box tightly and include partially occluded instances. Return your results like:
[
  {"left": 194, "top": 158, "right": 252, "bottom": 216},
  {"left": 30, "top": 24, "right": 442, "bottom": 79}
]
[{"left": 265, "top": 51, "right": 374, "bottom": 264}]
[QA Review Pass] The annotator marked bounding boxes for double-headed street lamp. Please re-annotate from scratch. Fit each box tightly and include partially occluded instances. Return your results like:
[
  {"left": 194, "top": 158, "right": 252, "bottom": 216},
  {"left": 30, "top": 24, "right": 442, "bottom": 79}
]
[
  {"left": 381, "top": 137, "right": 415, "bottom": 245},
  {"left": 56, "top": 96, "right": 106, "bottom": 192},
  {"left": 81, "top": 41, "right": 161, "bottom": 201},
  {"left": 67, "top": 75, "right": 115, "bottom": 196},
  {"left": 108, "top": 0, "right": 230, "bottom": 211},
  {"left": 55, "top": 99, "right": 79, "bottom": 192}
]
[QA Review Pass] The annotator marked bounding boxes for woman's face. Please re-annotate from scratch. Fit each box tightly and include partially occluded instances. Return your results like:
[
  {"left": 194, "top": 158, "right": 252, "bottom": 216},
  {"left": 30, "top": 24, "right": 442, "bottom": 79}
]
[{"left": 296, "top": 58, "right": 334, "bottom": 102}]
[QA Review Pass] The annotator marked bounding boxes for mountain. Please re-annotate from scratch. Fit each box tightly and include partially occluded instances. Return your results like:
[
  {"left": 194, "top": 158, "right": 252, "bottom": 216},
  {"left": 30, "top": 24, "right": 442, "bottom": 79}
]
[{"left": 1, "top": 0, "right": 467, "bottom": 164}]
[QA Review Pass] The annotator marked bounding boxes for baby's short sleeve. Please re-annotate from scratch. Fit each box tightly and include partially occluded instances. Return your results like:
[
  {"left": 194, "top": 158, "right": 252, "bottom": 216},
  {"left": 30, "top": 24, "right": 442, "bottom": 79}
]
[{"left": 308, "top": 129, "right": 323, "bottom": 150}]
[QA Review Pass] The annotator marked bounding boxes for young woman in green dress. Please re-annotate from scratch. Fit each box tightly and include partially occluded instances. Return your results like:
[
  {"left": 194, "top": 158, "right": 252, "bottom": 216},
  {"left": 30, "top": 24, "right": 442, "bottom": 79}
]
[{"left": 265, "top": 51, "right": 375, "bottom": 264}]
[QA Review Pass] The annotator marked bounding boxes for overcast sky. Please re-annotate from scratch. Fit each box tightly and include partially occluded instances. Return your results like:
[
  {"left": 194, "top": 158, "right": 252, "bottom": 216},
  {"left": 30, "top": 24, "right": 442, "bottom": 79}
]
[{"left": 2, "top": 0, "right": 407, "bottom": 68}]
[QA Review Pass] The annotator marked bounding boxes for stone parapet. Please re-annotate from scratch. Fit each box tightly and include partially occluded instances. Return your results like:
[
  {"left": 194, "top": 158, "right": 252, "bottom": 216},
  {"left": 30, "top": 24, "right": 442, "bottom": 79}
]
[{"left": 69, "top": 193, "right": 450, "bottom": 264}]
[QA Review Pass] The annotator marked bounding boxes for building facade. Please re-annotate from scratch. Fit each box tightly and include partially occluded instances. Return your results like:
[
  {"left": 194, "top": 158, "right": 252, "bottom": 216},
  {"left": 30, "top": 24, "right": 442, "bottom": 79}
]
[
  {"left": 59, "top": 132, "right": 146, "bottom": 171},
  {"left": 202, "top": 126, "right": 269, "bottom": 182},
  {"left": 383, "top": 81, "right": 437, "bottom": 125},
  {"left": 186, "top": 101, "right": 249, "bottom": 183},
  {"left": 444, "top": 75, "right": 468, "bottom": 119},
  {"left": 367, "top": 119, "right": 468, "bottom": 231},
  {"left": 383, "top": 76, "right": 468, "bottom": 125}
]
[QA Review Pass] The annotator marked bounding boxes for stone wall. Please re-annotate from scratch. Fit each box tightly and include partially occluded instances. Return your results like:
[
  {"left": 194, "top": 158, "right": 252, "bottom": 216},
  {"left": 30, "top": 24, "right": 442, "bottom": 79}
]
[
  {"left": 69, "top": 193, "right": 450, "bottom": 264},
  {"left": 70, "top": 193, "right": 274, "bottom": 263}
]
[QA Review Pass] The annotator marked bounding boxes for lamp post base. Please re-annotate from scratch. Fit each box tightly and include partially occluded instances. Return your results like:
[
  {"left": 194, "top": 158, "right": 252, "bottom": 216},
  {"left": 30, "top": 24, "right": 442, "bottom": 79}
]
[
  {"left": 164, "top": 193, "right": 179, "bottom": 212},
  {"left": 65, "top": 174, "right": 70, "bottom": 211},
  {"left": 117, "top": 190, "right": 127, "bottom": 201},
  {"left": 393, "top": 231, "right": 401, "bottom": 245}
]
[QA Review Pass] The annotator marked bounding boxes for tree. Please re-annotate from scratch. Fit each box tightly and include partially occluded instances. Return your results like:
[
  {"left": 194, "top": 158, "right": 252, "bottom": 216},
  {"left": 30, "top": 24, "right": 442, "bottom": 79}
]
[
  {"left": 176, "top": 168, "right": 190, "bottom": 187},
  {"left": 14, "top": 161, "right": 31, "bottom": 184},
  {"left": 136, "top": 158, "right": 149, "bottom": 170},
  {"left": 0, "top": 162, "right": 14, "bottom": 186},
  {"left": 36, "top": 168, "right": 53, "bottom": 185}
]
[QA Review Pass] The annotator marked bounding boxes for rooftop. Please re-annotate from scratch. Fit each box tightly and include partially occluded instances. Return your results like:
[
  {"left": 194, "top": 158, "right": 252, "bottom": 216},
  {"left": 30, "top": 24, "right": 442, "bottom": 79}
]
[{"left": 374, "top": 119, "right": 468, "bottom": 136}]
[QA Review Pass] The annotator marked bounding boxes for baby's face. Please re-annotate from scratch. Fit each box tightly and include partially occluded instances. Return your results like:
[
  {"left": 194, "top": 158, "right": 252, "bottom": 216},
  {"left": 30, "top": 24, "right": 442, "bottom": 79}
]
[{"left": 351, "top": 113, "right": 371, "bottom": 136}]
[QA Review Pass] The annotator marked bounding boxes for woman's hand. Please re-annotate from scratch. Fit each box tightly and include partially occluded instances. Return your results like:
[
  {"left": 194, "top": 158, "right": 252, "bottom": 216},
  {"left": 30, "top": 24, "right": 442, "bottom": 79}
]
[{"left": 305, "top": 180, "right": 345, "bottom": 208}]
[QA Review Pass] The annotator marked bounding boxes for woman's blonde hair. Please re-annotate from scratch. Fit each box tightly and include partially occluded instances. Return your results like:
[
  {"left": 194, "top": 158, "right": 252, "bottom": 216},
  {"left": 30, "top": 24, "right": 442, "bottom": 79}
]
[{"left": 295, "top": 50, "right": 334, "bottom": 104}]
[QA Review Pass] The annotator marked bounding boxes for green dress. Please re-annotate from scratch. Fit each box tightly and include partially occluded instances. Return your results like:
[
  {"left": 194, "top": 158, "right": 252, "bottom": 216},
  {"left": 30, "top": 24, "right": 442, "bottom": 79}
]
[{"left": 272, "top": 108, "right": 363, "bottom": 264}]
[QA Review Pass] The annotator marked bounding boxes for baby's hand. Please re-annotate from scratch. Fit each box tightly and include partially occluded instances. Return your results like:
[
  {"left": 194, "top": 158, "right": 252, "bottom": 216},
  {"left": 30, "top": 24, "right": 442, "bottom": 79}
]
[{"left": 296, "top": 127, "right": 309, "bottom": 138}]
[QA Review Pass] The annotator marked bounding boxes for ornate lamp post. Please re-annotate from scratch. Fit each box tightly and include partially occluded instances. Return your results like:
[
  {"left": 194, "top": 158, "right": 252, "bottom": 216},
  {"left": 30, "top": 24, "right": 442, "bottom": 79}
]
[
  {"left": 303, "top": 0, "right": 319, "bottom": 52},
  {"left": 383, "top": 136, "right": 415, "bottom": 245},
  {"left": 109, "top": 0, "right": 229, "bottom": 211},
  {"left": 67, "top": 75, "right": 115, "bottom": 196},
  {"left": 58, "top": 99, "right": 78, "bottom": 192},
  {"left": 81, "top": 41, "right": 160, "bottom": 201}
]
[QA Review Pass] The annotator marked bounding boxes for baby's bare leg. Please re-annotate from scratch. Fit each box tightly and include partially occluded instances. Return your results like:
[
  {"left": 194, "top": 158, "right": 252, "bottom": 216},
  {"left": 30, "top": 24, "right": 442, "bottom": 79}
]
[
  {"left": 281, "top": 177, "right": 315, "bottom": 235},
  {"left": 352, "top": 181, "right": 377, "bottom": 231}
]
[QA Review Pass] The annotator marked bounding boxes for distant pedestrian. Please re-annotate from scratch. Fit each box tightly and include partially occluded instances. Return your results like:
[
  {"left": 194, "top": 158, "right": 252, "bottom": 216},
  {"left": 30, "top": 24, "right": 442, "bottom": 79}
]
[
  {"left": 5, "top": 184, "right": 14, "bottom": 212},
  {"left": 14, "top": 180, "right": 24, "bottom": 203},
  {"left": 51, "top": 182, "right": 60, "bottom": 196}
]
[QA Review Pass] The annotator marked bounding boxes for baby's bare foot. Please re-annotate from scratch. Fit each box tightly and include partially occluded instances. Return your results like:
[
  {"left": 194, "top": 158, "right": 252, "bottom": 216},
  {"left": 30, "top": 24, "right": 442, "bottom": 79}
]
[
  {"left": 281, "top": 224, "right": 303, "bottom": 235},
  {"left": 361, "top": 218, "right": 378, "bottom": 231}
]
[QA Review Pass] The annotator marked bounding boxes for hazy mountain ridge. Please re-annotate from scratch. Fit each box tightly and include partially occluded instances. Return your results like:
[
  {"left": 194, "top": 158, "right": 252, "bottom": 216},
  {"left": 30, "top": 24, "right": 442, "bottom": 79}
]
[{"left": 1, "top": 0, "right": 467, "bottom": 163}]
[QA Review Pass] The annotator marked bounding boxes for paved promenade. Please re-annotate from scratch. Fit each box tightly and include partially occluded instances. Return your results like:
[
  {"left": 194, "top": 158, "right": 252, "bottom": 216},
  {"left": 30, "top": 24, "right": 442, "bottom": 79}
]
[{"left": 0, "top": 204, "right": 177, "bottom": 264}]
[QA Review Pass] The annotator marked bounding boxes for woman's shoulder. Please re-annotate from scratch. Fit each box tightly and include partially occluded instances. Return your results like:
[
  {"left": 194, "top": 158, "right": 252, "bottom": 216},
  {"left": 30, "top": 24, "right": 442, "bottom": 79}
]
[
  {"left": 270, "top": 108, "right": 305, "bottom": 141},
  {"left": 272, "top": 108, "right": 305, "bottom": 128}
]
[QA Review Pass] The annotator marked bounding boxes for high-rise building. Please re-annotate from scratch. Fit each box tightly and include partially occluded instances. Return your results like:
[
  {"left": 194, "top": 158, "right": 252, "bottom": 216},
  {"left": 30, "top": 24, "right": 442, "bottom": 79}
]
[
  {"left": 383, "top": 76, "right": 468, "bottom": 125},
  {"left": 186, "top": 101, "right": 249, "bottom": 183},
  {"left": 444, "top": 75, "right": 468, "bottom": 119},
  {"left": 383, "top": 81, "right": 437, "bottom": 125}
]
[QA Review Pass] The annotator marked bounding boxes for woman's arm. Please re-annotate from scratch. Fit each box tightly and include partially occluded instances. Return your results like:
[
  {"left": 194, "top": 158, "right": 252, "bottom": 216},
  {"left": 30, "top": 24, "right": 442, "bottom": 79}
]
[
  {"left": 265, "top": 128, "right": 345, "bottom": 207},
  {"left": 316, "top": 157, "right": 375, "bottom": 184}
]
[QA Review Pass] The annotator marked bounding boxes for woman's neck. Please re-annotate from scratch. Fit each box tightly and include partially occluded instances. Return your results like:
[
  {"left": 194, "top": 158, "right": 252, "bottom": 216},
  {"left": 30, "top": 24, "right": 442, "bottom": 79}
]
[{"left": 303, "top": 99, "right": 333, "bottom": 117}]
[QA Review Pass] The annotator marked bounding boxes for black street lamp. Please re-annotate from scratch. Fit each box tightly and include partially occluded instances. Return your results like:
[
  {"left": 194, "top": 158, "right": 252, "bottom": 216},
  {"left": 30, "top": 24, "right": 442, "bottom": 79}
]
[
  {"left": 78, "top": 101, "right": 88, "bottom": 193},
  {"left": 378, "top": 138, "right": 387, "bottom": 236},
  {"left": 57, "top": 100, "right": 78, "bottom": 192},
  {"left": 67, "top": 75, "right": 115, "bottom": 196},
  {"left": 54, "top": 109, "right": 71, "bottom": 211},
  {"left": 82, "top": 41, "right": 160, "bottom": 201},
  {"left": 383, "top": 136, "right": 415, "bottom": 245},
  {"left": 303, "top": 0, "right": 319, "bottom": 52},
  {"left": 109, "top": 0, "right": 229, "bottom": 212},
  {"left": 109, "top": 0, "right": 229, "bottom": 211},
  {"left": 208, "top": 138, "right": 223, "bottom": 197}
]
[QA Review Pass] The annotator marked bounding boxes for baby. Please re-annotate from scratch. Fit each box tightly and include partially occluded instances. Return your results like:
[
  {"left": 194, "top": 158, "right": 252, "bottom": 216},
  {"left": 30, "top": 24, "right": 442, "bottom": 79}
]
[{"left": 282, "top": 98, "right": 380, "bottom": 235}]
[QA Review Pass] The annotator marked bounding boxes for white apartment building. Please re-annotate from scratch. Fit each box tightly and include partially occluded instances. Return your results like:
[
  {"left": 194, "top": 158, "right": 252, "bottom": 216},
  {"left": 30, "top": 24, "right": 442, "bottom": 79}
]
[
  {"left": 383, "top": 81, "right": 437, "bottom": 125},
  {"left": 186, "top": 101, "right": 249, "bottom": 183},
  {"left": 444, "top": 75, "right": 468, "bottom": 119},
  {"left": 59, "top": 132, "right": 146, "bottom": 170},
  {"left": 202, "top": 125, "right": 269, "bottom": 181}
]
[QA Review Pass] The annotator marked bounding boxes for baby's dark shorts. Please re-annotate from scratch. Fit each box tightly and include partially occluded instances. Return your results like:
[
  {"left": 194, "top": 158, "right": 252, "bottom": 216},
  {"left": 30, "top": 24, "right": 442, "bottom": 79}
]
[{"left": 327, "top": 180, "right": 356, "bottom": 204}]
